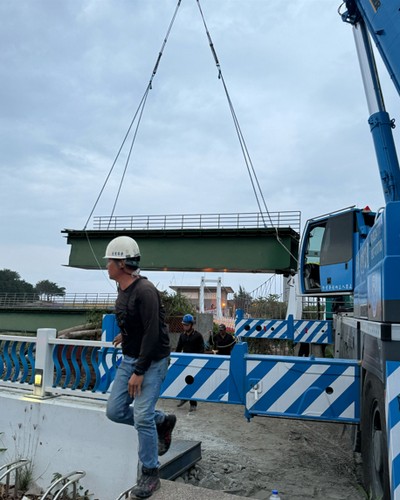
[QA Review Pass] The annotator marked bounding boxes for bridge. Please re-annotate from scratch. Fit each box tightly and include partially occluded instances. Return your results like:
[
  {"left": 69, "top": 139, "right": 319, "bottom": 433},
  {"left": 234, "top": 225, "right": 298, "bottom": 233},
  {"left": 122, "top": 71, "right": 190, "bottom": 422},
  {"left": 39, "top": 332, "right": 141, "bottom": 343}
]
[
  {"left": 62, "top": 211, "right": 300, "bottom": 273},
  {"left": 0, "top": 293, "right": 116, "bottom": 333}
]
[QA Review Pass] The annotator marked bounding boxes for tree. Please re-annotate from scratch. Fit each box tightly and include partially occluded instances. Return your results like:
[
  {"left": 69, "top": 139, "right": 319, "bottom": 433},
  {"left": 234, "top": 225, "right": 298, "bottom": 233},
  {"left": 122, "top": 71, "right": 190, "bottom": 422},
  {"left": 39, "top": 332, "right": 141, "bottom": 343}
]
[
  {"left": 0, "top": 269, "right": 35, "bottom": 295},
  {"left": 233, "top": 285, "right": 253, "bottom": 313},
  {"left": 160, "top": 291, "right": 196, "bottom": 319},
  {"left": 250, "top": 294, "right": 286, "bottom": 319},
  {"left": 35, "top": 280, "right": 66, "bottom": 300}
]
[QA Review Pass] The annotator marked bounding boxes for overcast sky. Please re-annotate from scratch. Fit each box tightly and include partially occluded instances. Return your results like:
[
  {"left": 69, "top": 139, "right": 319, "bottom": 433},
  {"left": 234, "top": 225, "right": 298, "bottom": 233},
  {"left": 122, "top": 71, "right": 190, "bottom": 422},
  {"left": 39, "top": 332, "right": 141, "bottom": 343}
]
[{"left": 0, "top": 0, "right": 399, "bottom": 297}]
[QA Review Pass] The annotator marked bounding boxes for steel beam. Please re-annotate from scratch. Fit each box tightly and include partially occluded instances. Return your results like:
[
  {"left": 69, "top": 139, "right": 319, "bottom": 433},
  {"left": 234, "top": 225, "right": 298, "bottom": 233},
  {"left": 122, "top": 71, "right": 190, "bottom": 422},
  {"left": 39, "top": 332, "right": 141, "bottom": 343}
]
[{"left": 62, "top": 227, "right": 299, "bottom": 274}]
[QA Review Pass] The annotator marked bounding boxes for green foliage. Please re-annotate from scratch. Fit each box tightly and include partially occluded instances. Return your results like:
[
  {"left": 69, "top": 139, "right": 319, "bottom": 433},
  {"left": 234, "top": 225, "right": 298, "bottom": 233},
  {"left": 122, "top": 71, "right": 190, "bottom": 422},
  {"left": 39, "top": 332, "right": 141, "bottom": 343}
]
[
  {"left": 17, "top": 465, "right": 33, "bottom": 491},
  {"left": 0, "top": 269, "right": 35, "bottom": 294},
  {"left": 250, "top": 294, "right": 286, "bottom": 319},
  {"left": 160, "top": 291, "right": 196, "bottom": 319},
  {"left": 303, "top": 302, "right": 326, "bottom": 320},
  {"left": 51, "top": 472, "right": 94, "bottom": 499},
  {"left": 0, "top": 269, "right": 66, "bottom": 298},
  {"left": 233, "top": 285, "right": 252, "bottom": 312},
  {"left": 35, "top": 279, "right": 66, "bottom": 300},
  {"left": 86, "top": 309, "right": 109, "bottom": 329},
  {"left": 245, "top": 338, "right": 294, "bottom": 355},
  {"left": 233, "top": 287, "right": 286, "bottom": 319}
]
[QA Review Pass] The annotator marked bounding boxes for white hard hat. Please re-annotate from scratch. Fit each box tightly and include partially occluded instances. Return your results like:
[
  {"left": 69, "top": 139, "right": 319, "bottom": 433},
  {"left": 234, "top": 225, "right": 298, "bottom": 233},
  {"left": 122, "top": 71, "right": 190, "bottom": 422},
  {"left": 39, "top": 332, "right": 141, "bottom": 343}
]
[{"left": 104, "top": 236, "right": 141, "bottom": 263}]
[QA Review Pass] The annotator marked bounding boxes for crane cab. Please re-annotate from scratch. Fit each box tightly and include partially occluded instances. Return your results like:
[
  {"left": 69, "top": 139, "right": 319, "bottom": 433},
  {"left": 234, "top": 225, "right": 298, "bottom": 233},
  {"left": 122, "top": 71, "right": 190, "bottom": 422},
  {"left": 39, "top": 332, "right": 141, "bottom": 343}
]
[{"left": 299, "top": 207, "right": 375, "bottom": 296}]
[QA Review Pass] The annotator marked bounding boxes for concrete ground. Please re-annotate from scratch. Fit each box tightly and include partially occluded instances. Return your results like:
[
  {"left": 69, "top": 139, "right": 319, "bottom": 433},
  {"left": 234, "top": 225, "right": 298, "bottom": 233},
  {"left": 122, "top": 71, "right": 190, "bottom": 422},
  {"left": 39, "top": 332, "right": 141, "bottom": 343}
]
[{"left": 150, "top": 479, "right": 249, "bottom": 499}]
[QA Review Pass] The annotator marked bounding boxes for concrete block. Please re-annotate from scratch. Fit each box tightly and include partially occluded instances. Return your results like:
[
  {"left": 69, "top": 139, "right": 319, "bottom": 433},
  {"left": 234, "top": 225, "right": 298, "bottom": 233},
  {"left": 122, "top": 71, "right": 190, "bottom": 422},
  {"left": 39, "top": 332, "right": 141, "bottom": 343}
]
[{"left": 0, "top": 388, "right": 137, "bottom": 499}]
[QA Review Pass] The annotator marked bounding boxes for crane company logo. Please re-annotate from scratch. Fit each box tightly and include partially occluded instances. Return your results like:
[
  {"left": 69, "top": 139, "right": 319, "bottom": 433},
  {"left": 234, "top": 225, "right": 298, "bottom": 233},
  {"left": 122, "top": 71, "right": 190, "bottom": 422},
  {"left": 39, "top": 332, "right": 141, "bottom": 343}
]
[{"left": 369, "top": 0, "right": 381, "bottom": 12}]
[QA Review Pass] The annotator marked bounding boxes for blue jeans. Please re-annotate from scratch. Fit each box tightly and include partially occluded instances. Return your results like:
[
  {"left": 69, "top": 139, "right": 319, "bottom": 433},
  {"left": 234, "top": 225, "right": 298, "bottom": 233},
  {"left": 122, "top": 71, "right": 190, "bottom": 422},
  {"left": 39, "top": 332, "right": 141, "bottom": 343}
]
[{"left": 106, "top": 355, "right": 169, "bottom": 470}]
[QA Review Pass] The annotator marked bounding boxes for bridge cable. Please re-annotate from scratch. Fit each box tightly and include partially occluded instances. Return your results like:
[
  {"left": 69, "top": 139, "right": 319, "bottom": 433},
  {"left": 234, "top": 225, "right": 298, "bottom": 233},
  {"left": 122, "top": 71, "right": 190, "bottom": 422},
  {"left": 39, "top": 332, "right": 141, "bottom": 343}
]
[{"left": 195, "top": 0, "right": 298, "bottom": 263}]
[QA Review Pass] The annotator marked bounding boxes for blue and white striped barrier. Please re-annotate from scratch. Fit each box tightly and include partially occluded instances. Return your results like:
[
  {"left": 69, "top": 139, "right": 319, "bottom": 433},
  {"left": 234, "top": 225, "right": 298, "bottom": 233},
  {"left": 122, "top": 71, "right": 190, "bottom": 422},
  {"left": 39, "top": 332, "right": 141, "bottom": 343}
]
[
  {"left": 102, "top": 314, "right": 358, "bottom": 424},
  {"left": 292, "top": 319, "right": 332, "bottom": 344},
  {"left": 160, "top": 353, "right": 232, "bottom": 403},
  {"left": 386, "top": 361, "right": 400, "bottom": 500},
  {"left": 236, "top": 318, "right": 289, "bottom": 339},
  {"left": 245, "top": 355, "right": 360, "bottom": 422},
  {"left": 235, "top": 314, "right": 332, "bottom": 345}
]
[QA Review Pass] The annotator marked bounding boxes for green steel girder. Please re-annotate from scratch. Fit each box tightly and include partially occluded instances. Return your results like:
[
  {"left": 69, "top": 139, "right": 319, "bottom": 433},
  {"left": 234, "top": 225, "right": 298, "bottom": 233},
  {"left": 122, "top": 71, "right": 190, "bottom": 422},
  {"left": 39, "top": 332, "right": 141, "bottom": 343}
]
[
  {"left": 62, "top": 227, "right": 299, "bottom": 275},
  {"left": 0, "top": 308, "right": 97, "bottom": 333}
]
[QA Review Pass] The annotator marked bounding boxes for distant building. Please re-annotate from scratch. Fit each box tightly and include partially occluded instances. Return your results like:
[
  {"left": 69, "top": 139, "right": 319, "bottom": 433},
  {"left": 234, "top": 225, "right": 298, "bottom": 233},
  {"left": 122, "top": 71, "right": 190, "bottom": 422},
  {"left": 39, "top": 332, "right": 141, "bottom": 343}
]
[{"left": 169, "top": 284, "right": 234, "bottom": 317}]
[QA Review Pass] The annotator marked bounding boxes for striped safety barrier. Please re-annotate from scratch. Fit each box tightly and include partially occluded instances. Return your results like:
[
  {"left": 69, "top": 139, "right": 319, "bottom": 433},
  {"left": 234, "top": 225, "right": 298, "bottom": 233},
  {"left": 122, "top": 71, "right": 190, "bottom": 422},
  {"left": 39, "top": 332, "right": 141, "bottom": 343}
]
[
  {"left": 102, "top": 314, "right": 358, "bottom": 424},
  {"left": 386, "top": 361, "right": 400, "bottom": 500},
  {"left": 160, "top": 353, "right": 232, "bottom": 403},
  {"left": 235, "top": 314, "right": 332, "bottom": 345},
  {"left": 245, "top": 355, "right": 360, "bottom": 423},
  {"left": 236, "top": 318, "right": 289, "bottom": 339}
]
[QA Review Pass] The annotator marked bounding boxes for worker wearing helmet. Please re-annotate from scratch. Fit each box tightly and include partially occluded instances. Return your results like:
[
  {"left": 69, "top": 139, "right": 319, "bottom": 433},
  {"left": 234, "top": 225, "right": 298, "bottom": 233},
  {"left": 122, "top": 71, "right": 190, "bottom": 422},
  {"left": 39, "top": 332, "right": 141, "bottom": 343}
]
[
  {"left": 104, "top": 236, "right": 176, "bottom": 499},
  {"left": 175, "top": 313, "right": 205, "bottom": 412}
]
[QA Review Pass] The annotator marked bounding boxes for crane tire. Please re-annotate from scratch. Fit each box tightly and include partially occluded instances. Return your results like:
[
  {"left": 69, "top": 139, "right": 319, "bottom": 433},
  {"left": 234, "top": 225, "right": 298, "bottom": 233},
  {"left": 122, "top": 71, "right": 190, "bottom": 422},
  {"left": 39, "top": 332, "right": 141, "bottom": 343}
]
[{"left": 361, "top": 372, "right": 390, "bottom": 499}]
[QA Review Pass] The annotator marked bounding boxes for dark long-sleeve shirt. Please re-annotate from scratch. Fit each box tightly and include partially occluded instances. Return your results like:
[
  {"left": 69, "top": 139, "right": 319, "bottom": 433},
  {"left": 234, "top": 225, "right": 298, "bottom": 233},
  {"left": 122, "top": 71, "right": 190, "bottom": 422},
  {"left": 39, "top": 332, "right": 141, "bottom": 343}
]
[
  {"left": 115, "top": 276, "right": 170, "bottom": 375},
  {"left": 176, "top": 329, "right": 205, "bottom": 354},
  {"left": 209, "top": 332, "right": 236, "bottom": 355}
]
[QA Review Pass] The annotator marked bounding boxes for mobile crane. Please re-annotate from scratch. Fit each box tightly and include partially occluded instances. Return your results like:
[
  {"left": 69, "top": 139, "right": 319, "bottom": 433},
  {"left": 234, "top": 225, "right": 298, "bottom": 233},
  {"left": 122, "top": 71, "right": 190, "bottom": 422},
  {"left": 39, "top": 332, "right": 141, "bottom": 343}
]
[
  {"left": 299, "top": 1, "right": 400, "bottom": 498},
  {"left": 61, "top": 1, "right": 400, "bottom": 498}
]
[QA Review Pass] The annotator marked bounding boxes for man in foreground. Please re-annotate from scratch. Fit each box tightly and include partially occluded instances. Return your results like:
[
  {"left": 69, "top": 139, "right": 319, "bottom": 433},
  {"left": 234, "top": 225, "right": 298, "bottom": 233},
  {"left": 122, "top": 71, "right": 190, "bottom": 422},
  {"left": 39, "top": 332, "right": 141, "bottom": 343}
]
[{"left": 105, "top": 236, "right": 176, "bottom": 499}]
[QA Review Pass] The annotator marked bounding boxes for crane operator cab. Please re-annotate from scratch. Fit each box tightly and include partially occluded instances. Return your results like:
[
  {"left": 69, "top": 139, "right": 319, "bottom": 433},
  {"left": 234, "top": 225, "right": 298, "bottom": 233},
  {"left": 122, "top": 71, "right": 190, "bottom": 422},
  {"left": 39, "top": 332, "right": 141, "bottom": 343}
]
[{"left": 299, "top": 207, "right": 375, "bottom": 296}]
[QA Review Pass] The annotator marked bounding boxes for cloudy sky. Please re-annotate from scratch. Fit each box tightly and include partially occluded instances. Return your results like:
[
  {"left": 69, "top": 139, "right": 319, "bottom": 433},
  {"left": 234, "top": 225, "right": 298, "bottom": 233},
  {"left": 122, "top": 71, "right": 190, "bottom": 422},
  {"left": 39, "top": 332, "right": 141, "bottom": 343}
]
[{"left": 0, "top": 0, "right": 398, "bottom": 297}]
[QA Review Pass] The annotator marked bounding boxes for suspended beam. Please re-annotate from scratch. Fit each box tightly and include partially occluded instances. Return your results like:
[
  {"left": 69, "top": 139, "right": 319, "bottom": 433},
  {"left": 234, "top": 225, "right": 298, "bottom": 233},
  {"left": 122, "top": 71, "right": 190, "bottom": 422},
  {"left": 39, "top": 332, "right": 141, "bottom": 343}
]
[{"left": 62, "top": 226, "right": 299, "bottom": 275}]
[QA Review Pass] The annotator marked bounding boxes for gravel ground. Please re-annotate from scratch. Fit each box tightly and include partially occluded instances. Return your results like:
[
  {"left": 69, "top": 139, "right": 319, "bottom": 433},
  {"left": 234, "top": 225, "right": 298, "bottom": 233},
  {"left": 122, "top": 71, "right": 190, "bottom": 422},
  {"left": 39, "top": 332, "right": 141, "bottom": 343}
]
[{"left": 158, "top": 399, "right": 367, "bottom": 500}]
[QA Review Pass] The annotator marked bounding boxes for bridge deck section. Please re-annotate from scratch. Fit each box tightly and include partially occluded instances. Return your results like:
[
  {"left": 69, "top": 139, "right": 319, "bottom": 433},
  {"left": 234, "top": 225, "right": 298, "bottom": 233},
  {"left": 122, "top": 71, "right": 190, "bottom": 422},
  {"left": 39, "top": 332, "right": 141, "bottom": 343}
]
[{"left": 63, "top": 212, "right": 300, "bottom": 274}]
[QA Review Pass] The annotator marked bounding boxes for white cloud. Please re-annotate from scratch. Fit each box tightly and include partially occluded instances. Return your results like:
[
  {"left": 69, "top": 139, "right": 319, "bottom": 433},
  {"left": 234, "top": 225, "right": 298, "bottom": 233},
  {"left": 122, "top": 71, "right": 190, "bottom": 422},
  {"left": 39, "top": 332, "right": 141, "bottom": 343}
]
[{"left": 0, "top": 0, "right": 398, "bottom": 295}]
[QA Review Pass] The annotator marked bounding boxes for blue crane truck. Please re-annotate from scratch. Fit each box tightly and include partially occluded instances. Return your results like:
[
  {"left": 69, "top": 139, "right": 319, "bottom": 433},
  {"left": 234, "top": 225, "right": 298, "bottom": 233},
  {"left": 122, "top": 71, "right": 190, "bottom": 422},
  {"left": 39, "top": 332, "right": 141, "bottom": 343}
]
[
  {"left": 298, "top": 1, "right": 400, "bottom": 498},
  {"left": 59, "top": 1, "right": 400, "bottom": 498}
]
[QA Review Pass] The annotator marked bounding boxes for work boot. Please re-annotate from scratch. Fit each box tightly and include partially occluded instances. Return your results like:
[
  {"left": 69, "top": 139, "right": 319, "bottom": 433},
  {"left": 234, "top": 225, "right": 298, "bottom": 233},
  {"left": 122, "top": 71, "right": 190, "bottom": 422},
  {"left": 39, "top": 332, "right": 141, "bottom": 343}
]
[
  {"left": 157, "top": 414, "right": 176, "bottom": 456},
  {"left": 176, "top": 399, "right": 187, "bottom": 407},
  {"left": 189, "top": 404, "right": 197, "bottom": 412},
  {"left": 130, "top": 467, "right": 160, "bottom": 499}
]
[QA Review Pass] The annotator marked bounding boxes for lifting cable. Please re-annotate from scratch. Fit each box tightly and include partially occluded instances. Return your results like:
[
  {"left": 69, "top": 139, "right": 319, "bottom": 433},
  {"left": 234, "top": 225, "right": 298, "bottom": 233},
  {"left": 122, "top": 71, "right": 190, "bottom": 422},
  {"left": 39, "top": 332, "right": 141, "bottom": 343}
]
[
  {"left": 82, "top": 0, "right": 182, "bottom": 284},
  {"left": 84, "top": 0, "right": 297, "bottom": 272},
  {"left": 195, "top": 0, "right": 298, "bottom": 263},
  {"left": 83, "top": 0, "right": 182, "bottom": 231}
]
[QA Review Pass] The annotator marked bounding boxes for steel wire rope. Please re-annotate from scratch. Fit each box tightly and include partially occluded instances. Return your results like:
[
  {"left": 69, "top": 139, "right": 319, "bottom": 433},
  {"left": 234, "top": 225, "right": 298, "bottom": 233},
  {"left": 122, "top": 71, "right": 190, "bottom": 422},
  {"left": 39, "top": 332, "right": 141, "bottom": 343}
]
[
  {"left": 195, "top": 0, "right": 298, "bottom": 263},
  {"left": 82, "top": 87, "right": 150, "bottom": 231},
  {"left": 84, "top": 0, "right": 182, "bottom": 231},
  {"left": 80, "top": 0, "right": 183, "bottom": 284},
  {"left": 108, "top": 89, "right": 150, "bottom": 229}
]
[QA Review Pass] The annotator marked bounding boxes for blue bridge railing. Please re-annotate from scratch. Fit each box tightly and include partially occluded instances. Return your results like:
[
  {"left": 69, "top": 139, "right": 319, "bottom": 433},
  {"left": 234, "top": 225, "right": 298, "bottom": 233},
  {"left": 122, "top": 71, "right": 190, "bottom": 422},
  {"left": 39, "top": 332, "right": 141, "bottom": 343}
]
[
  {"left": 0, "top": 334, "right": 120, "bottom": 396},
  {"left": 0, "top": 335, "right": 36, "bottom": 385},
  {"left": 0, "top": 325, "right": 360, "bottom": 424}
]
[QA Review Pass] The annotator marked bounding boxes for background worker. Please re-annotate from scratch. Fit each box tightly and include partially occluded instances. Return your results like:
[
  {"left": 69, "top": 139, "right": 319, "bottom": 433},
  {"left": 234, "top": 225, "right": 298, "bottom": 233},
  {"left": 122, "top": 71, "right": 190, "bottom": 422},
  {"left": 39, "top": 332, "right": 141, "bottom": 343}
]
[
  {"left": 175, "top": 313, "right": 204, "bottom": 412},
  {"left": 209, "top": 323, "right": 236, "bottom": 355},
  {"left": 104, "top": 236, "right": 176, "bottom": 499}
]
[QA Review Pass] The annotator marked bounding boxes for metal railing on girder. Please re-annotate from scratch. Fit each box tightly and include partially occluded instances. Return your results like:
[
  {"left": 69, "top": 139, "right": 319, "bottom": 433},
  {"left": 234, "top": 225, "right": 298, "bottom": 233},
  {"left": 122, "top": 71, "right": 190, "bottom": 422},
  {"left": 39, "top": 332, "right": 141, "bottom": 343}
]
[{"left": 93, "top": 211, "right": 301, "bottom": 233}]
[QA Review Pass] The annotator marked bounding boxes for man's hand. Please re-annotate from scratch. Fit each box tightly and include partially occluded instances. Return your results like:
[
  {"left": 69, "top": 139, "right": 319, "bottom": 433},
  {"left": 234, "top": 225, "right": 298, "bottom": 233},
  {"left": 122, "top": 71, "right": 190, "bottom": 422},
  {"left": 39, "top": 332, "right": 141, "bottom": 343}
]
[
  {"left": 112, "top": 333, "right": 123, "bottom": 347},
  {"left": 128, "top": 373, "right": 144, "bottom": 398}
]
